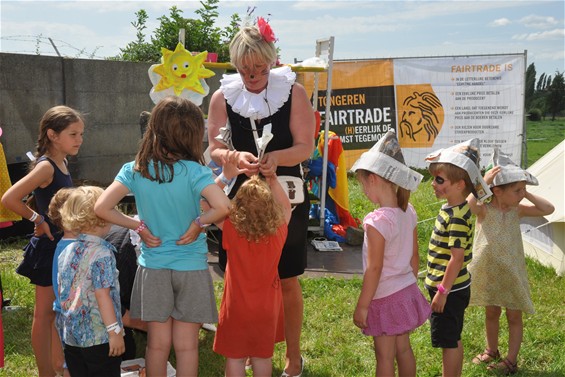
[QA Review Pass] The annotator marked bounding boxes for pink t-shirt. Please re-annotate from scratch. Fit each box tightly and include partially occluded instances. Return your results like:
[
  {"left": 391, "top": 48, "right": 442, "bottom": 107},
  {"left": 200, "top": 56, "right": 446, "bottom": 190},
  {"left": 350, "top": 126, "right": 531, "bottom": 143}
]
[{"left": 363, "top": 204, "right": 418, "bottom": 299}]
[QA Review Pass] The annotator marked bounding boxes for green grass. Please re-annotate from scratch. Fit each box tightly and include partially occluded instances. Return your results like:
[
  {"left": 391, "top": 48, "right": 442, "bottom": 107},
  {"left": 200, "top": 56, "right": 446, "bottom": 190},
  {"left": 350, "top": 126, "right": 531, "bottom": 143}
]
[
  {"left": 1, "top": 120, "right": 563, "bottom": 376},
  {"left": 524, "top": 118, "right": 565, "bottom": 167}
]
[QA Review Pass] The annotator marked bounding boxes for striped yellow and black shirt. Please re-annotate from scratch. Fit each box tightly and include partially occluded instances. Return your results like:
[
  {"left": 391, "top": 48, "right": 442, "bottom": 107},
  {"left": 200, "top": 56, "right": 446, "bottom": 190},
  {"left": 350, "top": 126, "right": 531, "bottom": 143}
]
[{"left": 425, "top": 201, "right": 473, "bottom": 292}]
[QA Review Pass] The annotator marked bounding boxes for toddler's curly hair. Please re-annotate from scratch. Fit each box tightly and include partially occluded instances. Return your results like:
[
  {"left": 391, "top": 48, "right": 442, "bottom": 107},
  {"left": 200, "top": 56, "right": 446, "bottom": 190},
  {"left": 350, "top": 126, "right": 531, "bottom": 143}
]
[
  {"left": 60, "top": 186, "right": 106, "bottom": 234},
  {"left": 230, "top": 175, "right": 285, "bottom": 242},
  {"left": 47, "top": 187, "right": 76, "bottom": 231}
]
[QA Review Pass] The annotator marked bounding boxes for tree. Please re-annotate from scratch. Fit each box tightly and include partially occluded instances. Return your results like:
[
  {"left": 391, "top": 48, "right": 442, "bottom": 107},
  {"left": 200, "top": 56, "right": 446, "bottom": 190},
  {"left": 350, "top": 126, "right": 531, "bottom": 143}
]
[
  {"left": 114, "top": 0, "right": 241, "bottom": 63},
  {"left": 547, "top": 71, "right": 565, "bottom": 120},
  {"left": 525, "top": 63, "right": 536, "bottom": 110},
  {"left": 114, "top": 10, "right": 160, "bottom": 62},
  {"left": 536, "top": 73, "right": 546, "bottom": 92}
]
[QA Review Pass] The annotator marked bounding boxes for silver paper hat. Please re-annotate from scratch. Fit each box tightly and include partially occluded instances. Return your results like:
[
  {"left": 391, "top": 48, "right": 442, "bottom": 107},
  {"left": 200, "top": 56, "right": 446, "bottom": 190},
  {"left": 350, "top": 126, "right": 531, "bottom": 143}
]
[
  {"left": 490, "top": 147, "right": 538, "bottom": 186},
  {"left": 351, "top": 130, "right": 423, "bottom": 192},
  {"left": 425, "top": 138, "right": 492, "bottom": 201}
]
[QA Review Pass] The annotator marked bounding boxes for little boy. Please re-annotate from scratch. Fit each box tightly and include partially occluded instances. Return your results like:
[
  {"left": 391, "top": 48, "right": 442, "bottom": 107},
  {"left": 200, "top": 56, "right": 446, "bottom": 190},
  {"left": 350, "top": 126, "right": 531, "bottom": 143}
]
[
  {"left": 424, "top": 139, "right": 491, "bottom": 377},
  {"left": 58, "top": 186, "right": 125, "bottom": 377}
]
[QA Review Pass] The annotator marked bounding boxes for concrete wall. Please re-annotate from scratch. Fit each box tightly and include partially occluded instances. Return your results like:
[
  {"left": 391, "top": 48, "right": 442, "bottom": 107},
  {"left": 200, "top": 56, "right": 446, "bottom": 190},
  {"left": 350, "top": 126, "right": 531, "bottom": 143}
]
[{"left": 0, "top": 53, "right": 223, "bottom": 185}]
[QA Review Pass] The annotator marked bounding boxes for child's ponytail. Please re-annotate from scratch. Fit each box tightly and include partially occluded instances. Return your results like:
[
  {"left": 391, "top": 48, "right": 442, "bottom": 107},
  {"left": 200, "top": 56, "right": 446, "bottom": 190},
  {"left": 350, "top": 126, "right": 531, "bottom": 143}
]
[{"left": 397, "top": 186, "right": 410, "bottom": 212}]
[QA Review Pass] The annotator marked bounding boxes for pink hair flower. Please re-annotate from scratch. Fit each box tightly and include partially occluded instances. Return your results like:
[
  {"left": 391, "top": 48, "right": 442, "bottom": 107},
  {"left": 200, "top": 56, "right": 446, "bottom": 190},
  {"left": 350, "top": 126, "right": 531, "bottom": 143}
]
[{"left": 257, "top": 17, "right": 276, "bottom": 43}]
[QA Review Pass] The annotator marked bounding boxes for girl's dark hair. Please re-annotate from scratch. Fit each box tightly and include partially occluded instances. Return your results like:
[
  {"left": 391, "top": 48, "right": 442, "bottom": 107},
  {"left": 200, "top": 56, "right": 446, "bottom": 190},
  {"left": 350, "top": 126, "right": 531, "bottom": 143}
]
[
  {"left": 31, "top": 105, "right": 84, "bottom": 169},
  {"left": 356, "top": 169, "right": 411, "bottom": 212},
  {"left": 135, "top": 96, "right": 205, "bottom": 183}
]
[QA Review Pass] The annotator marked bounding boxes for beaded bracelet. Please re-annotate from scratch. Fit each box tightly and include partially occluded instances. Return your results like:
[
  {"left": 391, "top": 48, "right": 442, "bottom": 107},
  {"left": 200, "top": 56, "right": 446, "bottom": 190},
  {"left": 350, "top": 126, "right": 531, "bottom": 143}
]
[
  {"left": 135, "top": 220, "right": 147, "bottom": 234},
  {"left": 194, "top": 216, "right": 210, "bottom": 228}
]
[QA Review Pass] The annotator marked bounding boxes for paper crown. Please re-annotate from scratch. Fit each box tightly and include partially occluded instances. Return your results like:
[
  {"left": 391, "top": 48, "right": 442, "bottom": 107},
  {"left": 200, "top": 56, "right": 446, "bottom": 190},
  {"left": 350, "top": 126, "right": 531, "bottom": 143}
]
[
  {"left": 351, "top": 130, "right": 423, "bottom": 192},
  {"left": 489, "top": 147, "right": 538, "bottom": 186},
  {"left": 425, "top": 138, "right": 492, "bottom": 201}
]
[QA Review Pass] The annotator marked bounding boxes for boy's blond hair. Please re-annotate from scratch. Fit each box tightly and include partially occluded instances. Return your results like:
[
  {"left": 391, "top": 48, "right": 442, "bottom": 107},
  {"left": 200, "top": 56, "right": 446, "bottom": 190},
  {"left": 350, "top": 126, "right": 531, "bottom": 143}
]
[
  {"left": 429, "top": 162, "right": 474, "bottom": 197},
  {"left": 229, "top": 175, "right": 285, "bottom": 242},
  {"left": 60, "top": 186, "right": 106, "bottom": 234},
  {"left": 47, "top": 187, "right": 76, "bottom": 231}
]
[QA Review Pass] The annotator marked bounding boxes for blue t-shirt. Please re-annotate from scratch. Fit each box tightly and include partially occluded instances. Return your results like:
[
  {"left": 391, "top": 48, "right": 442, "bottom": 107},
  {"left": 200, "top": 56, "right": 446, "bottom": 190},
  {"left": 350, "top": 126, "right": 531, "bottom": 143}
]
[
  {"left": 52, "top": 237, "right": 76, "bottom": 313},
  {"left": 115, "top": 160, "right": 215, "bottom": 271}
]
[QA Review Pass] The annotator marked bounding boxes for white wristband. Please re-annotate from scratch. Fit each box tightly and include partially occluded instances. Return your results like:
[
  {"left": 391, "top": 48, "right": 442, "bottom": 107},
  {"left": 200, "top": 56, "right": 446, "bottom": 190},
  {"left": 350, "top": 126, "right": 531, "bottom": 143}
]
[{"left": 218, "top": 172, "right": 234, "bottom": 186}]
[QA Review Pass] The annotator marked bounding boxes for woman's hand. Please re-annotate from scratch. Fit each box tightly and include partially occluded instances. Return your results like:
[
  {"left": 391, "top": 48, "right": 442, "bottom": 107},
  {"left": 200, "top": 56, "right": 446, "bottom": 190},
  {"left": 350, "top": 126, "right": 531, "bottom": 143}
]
[
  {"left": 259, "top": 152, "right": 279, "bottom": 177},
  {"left": 236, "top": 150, "right": 260, "bottom": 176}
]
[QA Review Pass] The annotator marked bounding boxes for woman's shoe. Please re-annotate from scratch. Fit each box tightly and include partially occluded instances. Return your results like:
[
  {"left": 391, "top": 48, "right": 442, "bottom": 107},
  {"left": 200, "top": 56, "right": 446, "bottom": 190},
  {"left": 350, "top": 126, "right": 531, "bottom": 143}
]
[{"left": 281, "top": 356, "right": 304, "bottom": 377}]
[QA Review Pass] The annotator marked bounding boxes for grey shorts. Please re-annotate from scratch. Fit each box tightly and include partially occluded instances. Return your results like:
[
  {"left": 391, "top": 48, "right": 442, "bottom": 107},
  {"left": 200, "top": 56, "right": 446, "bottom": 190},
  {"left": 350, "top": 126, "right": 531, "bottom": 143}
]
[{"left": 130, "top": 266, "right": 218, "bottom": 324}]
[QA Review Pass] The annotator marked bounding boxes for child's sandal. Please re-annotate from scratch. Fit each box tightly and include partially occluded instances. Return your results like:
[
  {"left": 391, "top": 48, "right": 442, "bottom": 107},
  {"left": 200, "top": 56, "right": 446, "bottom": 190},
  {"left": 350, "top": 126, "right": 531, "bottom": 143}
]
[
  {"left": 472, "top": 348, "right": 500, "bottom": 365},
  {"left": 487, "top": 358, "right": 518, "bottom": 375}
]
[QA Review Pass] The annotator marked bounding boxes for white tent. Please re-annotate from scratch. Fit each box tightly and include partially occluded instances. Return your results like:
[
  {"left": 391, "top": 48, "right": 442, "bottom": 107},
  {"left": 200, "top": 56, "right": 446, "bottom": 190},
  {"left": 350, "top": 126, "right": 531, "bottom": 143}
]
[{"left": 520, "top": 140, "right": 565, "bottom": 276}]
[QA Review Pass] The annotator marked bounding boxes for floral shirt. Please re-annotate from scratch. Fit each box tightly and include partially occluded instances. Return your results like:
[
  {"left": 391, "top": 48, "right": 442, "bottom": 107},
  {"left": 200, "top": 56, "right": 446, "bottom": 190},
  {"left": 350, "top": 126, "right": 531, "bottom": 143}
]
[{"left": 58, "top": 233, "right": 122, "bottom": 347}]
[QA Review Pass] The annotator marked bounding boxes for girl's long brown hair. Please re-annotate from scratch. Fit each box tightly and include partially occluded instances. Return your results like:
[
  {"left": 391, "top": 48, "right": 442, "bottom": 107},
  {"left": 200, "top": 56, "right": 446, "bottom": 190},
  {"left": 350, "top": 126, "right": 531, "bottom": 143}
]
[{"left": 135, "top": 97, "right": 205, "bottom": 183}]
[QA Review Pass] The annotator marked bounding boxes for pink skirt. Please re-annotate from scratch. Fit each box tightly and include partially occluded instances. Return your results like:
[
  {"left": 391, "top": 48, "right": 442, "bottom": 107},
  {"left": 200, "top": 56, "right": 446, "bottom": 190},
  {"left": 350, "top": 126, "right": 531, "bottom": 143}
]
[{"left": 362, "top": 283, "right": 431, "bottom": 337}]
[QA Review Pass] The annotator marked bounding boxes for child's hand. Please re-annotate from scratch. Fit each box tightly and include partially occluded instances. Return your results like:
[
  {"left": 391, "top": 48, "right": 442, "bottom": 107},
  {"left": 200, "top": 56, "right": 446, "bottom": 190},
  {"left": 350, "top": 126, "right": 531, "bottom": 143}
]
[
  {"left": 353, "top": 305, "right": 368, "bottom": 329},
  {"left": 234, "top": 150, "right": 259, "bottom": 177},
  {"left": 431, "top": 293, "right": 447, "bottom": 313},
  {"left": 34, "top": 220, "right": 53, "bottom": 241},
  {"left": 138, "top": 227, "right": 161, "bottom": 248},
  {"left": 177, "top": 220, "right": 204, "bottom": 245},
  {"left": 221, "top": 150, "right": 245, "bottom": 180},
  {"left": 108, "top": 330, "right": 125, "bottom": 357},
  {"left": 484, "top": 166, "right": 501, "bottom": 185}
]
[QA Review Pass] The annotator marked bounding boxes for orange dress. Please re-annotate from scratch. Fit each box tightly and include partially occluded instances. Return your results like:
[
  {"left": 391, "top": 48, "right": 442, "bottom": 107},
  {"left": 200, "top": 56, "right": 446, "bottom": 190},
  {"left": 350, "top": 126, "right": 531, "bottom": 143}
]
[{"left": 213, "top": 219, "right": 287, "bottom": 358}]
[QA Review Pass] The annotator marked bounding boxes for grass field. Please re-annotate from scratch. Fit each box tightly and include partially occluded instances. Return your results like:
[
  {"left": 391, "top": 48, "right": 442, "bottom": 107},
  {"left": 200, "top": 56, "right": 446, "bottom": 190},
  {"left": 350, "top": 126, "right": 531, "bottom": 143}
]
[{"left": 0, "top": 119, "right": 563, "bottom": 376}]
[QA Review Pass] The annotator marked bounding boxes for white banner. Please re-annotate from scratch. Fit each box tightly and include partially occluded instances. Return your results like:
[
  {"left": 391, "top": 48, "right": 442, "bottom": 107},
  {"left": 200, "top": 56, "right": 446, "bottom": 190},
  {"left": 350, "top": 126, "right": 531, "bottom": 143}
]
[{"left": 393, "top": 54, "right": 525, "bottom": 169}]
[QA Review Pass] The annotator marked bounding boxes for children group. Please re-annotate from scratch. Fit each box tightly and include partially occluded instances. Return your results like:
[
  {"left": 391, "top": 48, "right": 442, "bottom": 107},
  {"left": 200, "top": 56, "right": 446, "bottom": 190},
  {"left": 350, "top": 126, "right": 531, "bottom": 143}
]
[{"left": 2, "top": 98, "right": 555, "bottom": 377}]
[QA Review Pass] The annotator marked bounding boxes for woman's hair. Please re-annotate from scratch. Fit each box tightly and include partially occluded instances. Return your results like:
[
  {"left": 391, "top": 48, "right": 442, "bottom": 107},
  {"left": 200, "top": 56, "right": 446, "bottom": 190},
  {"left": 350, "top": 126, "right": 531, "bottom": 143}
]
[
  {"left": 429, "top": 162, "right": 474, "bottom": 196},
  {"left": 60, "top": 186, "right": 106, "bottom": 234},
  {"left": 47, "top": 187, "right": 76, "bottom": 230},
  {"left": 229, "top": 26, "right": 277, "bottom": 69},
  {"left": 229, "top": 175, "right": 285, "bottom": 242},
  {"left": 135, "top": 96, "right": 205, "bottom": 183},
  {"left": 31, "top": 105, "right": 84, "bottom": 168},
  {"left": 356, "top": 169, "right": 410, "bottom": 212}
]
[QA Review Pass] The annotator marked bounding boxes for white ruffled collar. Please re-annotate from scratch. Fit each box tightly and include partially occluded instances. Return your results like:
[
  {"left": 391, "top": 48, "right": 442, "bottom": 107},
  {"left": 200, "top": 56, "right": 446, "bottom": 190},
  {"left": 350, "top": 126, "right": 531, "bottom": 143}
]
[{"left": 220, "top": 66, "right": 296, "bottom": 119}]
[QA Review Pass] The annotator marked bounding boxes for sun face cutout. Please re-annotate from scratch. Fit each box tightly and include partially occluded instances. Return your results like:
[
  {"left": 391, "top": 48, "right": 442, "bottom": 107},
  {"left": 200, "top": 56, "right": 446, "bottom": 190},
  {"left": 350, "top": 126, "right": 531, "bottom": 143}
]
[{"left": 148, "top": 43, "right": 215, "bottom": 105}]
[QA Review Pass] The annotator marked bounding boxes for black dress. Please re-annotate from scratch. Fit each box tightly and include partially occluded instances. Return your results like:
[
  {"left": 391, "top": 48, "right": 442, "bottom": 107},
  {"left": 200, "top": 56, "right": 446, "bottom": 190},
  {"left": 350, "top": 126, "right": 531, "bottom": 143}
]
[{"left": 218, "top": 87, "right": 309, "bottom": 279}]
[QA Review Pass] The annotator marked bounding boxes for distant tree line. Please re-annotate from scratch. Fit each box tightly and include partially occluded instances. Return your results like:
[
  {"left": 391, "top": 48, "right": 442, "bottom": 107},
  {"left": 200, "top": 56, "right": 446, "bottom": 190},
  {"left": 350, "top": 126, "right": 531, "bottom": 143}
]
[{"left": 525, "top": 63, "right": 565, "bottom": 121}]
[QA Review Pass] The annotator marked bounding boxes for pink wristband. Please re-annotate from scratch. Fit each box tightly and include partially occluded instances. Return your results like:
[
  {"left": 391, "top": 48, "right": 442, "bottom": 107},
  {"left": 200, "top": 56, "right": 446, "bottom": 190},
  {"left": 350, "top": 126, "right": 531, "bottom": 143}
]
[
  {"left": 437, "top": 284, "right": 449, "bottom": 295},
  {"left": 134, "top": 220, "right": 147, "bottom": 234}
]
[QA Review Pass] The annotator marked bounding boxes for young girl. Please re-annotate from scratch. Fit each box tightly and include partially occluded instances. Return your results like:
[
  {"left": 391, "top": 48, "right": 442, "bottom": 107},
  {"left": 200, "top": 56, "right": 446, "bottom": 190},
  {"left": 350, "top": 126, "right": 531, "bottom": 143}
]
[
  {"left": 94, "top": 96, "right": 231, "bottom": 377},
  {"left": 350, "top": 131, "right": 431, "bottom": 377},
  {"left": 58, "top": 186, "right": 125, "bottom": 377},
  {"left": 212, "top": 174, "right": 291, "bottom": 377},
  {"left": 1, "top": 105, "right": 84, "bottom": 377},
  {"left": 468, "top": 148, "right": 554, "bottom": 375}
]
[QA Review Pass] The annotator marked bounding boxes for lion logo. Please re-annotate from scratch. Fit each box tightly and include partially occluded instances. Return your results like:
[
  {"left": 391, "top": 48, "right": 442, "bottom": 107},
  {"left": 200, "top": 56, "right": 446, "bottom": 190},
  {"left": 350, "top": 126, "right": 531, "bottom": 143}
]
[{"left": 397, "top": 85, "right": 444, "bottom": 148}]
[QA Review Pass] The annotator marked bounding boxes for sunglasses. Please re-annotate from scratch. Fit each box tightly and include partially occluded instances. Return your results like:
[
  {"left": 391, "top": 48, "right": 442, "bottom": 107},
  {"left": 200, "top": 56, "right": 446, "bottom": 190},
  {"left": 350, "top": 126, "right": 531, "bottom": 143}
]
[{"left": 434, "top": 175, "right": 447, "bottom": 185}]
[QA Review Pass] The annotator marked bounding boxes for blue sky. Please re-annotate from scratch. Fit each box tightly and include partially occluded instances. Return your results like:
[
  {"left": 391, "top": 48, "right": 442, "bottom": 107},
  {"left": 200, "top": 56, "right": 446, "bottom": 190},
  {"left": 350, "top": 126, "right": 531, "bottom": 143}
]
[{"left": 1, "top": 0, "right": 563, "bottom": 77}]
